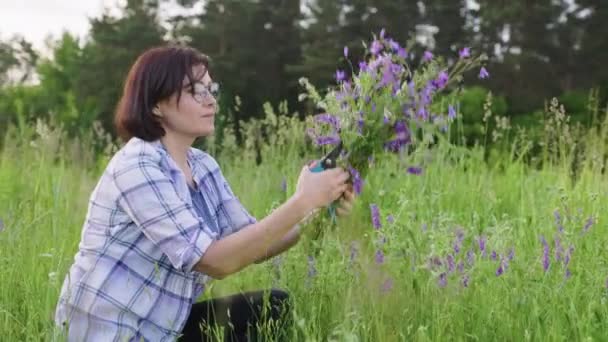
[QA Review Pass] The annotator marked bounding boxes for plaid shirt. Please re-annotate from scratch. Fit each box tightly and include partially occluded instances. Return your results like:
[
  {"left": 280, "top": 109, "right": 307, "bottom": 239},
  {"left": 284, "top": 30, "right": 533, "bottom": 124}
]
[{"left": 55, "top": 137, "right": 256, "bottom": 341}]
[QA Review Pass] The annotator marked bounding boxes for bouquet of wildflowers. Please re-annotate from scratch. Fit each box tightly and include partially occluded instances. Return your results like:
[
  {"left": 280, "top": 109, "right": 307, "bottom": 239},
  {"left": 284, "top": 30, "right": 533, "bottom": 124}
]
[{"left": 300, "top": 30, "right": 490, "bottom": 197}]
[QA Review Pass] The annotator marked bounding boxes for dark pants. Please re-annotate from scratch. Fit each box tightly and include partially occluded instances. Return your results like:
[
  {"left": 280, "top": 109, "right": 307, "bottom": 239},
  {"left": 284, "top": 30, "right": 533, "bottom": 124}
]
[{"left": 178, "top": 289, "right": 291, "bottom": 342}]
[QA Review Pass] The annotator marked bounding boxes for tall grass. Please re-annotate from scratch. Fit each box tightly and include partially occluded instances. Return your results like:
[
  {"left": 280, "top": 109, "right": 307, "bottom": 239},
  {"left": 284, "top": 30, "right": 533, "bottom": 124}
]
[{"left": 1, "top": 97, "right": 608, "bottom": 341}]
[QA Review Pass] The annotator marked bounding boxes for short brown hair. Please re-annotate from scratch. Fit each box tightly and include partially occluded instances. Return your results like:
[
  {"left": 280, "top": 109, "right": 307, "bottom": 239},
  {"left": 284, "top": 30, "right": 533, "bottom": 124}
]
[{"left": 114, "top": 45, "right": 210, "bottom": 142}]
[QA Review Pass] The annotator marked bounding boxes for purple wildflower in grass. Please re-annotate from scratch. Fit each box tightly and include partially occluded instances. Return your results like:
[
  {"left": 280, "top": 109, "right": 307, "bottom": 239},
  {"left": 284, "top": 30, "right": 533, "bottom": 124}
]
[
  {"left": 458, "top": 261, "right": 465, "bottom": 273},
  {"left": 349, "top": 167, "right": 363, "bottom": 195},
  {"left": 433, "top": 71, "right": 449, "bottom": 89},
  {"left": 453, "top": 240, "right": 461, "bottom": 254},
  {"left": 407, "top": 167, "right": 423, "bottom": 175},
  {"left": 459, "top": 47, "right": 471, "bottom": 59},
  {"left": 371, "top": 103, "right": 377, "bottom": 112},
  {"left": 491, "top": 251, "right": 497, "bottom": 261},
  {"left": 370, "top": 40, "right": 383, "bottom": 55},
  {"left": 508, "top": 248, "right": 515, "bottom": 261},
  {"left": 554, "top": 210, "right": 564, "bottom": 233},
  {"left": 335, "top": 69, "right": 346, "bottom": 83},
  {"left": 387, "top": 215, "right": 395, "bottom": 224},
  {"left": 364, "top": 95, "right": 371, "bottom": 104},
  {"left": 429, "top": 256, "right": 442, "bottom": 270},
  {"left": 307, "top": 255, "right": 317, "bottom": 278},
  {"left": 421, "top": 223, "right": 428, "bottom": 232},
  {"left": 388, "top": 39, "right": 400, "bottom": 51},
  {"left": 438, "top": 273, "right": 447, "bottom": 288},
  {"left": 417, "top": 106, "right": 429, "bottom": 120},
  {"left": 314, "top": 113, "right": 340, "bottom": 131},
  {"left": 383, "top": 115, "right": 390, "bottom": 124},
  {"left": 448, "top": 105, "right": 457, "bottom": 120},
  {"left": 496, "top": 263, "right": 504, "bottom": 276},
  {"left": 382, "top": 278, "right": 394, "bottom": 293},
  {"left": 315, "top": 135, "right": 341, "bottom": 146},
  {"left": 583, "top": 216, "right": 595, "bottom": 234},
  {"left": 462, "top": 275, "right": 470, "bottom": 287},
  {"left": 423, "top": 51, "right": 434, "bottom": 62},
  {"left": 564, "top": 245, "right": 574, "bottom": 266},
  {"left": 478, "top": 236, "right": 487, "bottom": 256},
  {"left": 541, "top": 235, "right": 550, "bottom": 272},
  {"left": 281, "top": 177, "right": 287, "bottom": 193},
  {"left": 380, "top": 28, "right": 386, "bottom": 39},
  {"left": 370, "top": 204, "right": 382, "bottom": 229},
  {"left": 447, "top": 255, "right": 455, "bottom": 273},
  {"left": 565, "top": 268, "right": 572, "bottom": 279},
  {"left": 375, "top": 249, "right": 385, "bottom": 264},
  {"left": 467, "top": 250, "right": 475, "bottom": 266},
  {"left": 344, "top": 46, "right": 349, "bottom": 58},
  {"left": 479, "top": 67, "right": 490, "bottom": 79},
  {"left": 359, "top": 61, "right": 368, "bottom": 73},
  {"left": 397, "top": 47, "right": 408, "bottom": 59}
]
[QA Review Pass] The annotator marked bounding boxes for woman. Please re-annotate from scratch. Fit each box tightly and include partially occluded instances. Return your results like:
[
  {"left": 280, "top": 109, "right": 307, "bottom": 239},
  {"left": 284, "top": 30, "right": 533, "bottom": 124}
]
[{"left": 54, "top": 45, "right": 355, "bottom": 341}]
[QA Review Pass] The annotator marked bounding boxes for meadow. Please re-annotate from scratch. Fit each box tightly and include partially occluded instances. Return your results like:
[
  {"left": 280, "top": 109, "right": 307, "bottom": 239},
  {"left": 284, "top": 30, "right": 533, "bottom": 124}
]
[{"left": 1, "top": 98, "right": 608, "bottom": 341}]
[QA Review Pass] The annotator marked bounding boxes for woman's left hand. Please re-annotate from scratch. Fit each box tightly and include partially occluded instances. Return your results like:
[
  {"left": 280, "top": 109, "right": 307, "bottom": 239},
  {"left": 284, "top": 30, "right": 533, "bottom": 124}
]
[{"left": 336, "top": 185, "right": 356, "bottom": 217}]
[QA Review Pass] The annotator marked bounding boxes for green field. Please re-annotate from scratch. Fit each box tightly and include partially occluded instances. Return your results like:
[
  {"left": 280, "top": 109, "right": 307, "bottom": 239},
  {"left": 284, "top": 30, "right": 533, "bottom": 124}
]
[{"left": 1, "top": 105, "right": 608, "bottom": 341}]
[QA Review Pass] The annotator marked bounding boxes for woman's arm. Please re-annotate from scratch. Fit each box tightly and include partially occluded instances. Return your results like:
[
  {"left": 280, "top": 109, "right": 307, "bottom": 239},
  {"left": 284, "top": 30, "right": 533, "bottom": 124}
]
[{"left": 194, "top": 193, "right": 312, "bottom": 278}]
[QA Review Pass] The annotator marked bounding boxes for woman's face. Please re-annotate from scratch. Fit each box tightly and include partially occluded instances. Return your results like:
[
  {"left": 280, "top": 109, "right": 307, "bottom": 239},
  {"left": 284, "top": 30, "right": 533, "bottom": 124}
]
[{"left": 156, "top": 65, "right": 218, "bottom": 139}]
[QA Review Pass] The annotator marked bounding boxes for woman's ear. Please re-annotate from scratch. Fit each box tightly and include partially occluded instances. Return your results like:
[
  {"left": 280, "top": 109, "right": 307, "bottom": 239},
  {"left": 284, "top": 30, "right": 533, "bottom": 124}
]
[{"left": 152, "top": 106, "right": 163, "bottom": 118}]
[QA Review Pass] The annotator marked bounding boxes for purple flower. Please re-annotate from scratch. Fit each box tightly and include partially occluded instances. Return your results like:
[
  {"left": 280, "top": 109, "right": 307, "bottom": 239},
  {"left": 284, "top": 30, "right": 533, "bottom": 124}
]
[
  {"left": 491, "top": 251, "right": 497, "bottom": 260},
  {"left": 508, "top": 248, "right": 515, "bottom": 261},
  {"left": 314, "top": 113, "right": 340, "bottom": 131},
  {"left": 421, "top": 223, "right": 428, "bottom": 232},
  {"left": 335, "top": 69, "right": 346, "bottom": 82},
  {"left": 387, "top": 39, "right": 400, "bottom": 51},
  {"left": 416, "top": 106, "right": 429, "bottom": 120},
  {"left": 375, "top": 249, "right": 385, "bottom": 264},
  {"left": 565, "top": 268, "right": 572, "bottom": 279},
  {"left": 281, "top": 177, "right": 287, "bottom": 192},
  {"left": 447, "top": 255, "right": 455, "bottom": 273},
  {"left": 379, "top": 28, "right": 386, "bottom": 39},
  {"left": 397, "top": 47, "right": 408, "bottom": 59},
  {"left": 554, "top": 210, "right": 564, "bottom": 233},
  {"left": 371, "top": 103, "right": 377, "bottom": 112},
  {"left": 438, "top": 273, "right": 447, "bottom": 287},
  {"left": 370, "top": 40, "right": 383, "bottom": 55},
  {"left": 448, "top": 105, "right": 457, "bottom": 119},
  {"left": 564, "top": 245, "right": 574, "bottom": 266},
  {"left": 359, "top": 61, "right": 368, "bottom": 73},
  {"left": 462, "top": 275, "right": 470, "bottom": 287},
  {"left": 315, "top": 135, "right": 341, "bottom": 146},
  {"left": 433, "top": 70, "right": 449, "bottom": 89},
  {"left": 541, "top": 236, "right": 550, "bottom": 272},
  {"left": 467, "top": 250, "right": 475, "bottom": 266},
  {"left": 496, "top": 263, "right": 504, "bottom": 276},
  {"left": 385, "top": 120, "right": 411, "bottom": 152},
  {"left": 423, "top": 51, "right": 434, "bottom": 62},
  {"left": 479, "top": 67, "right": 490, "bottom": 79},
  {"left": 459, "top": 47, "right": 471, "bottom": 59},
  {"left": 583, "top": 216, "right": 595, "bottom": 233},
  {"left": 407, "top": 167, "right": 423, "bottom": 175},
  {"left": 457, "top": 261, "right": 465, "bottom": 273},
  {"left": 478, "top": 236, "right": 487, "bottom": 256},
  {"left": 382, "top": 278, "right": 394, "bottom": 293},
  {"left": 349, "top": 167, "right": 363, "bottom": 195},
  {"left": 343, "top": 46, "right": 349, "bottom": 58},
  {"left": 370, "top": 204, "right": 382, "bottom": 229},
  {"left": 387, "top": 215, "right": 395, "bottom": 224}
]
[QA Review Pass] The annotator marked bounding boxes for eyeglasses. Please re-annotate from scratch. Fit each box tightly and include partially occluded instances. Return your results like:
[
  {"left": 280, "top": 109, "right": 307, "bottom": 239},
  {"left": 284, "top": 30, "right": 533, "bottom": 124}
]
[{"left": 188, "top": 82, "right": 220, "bottom": 104}]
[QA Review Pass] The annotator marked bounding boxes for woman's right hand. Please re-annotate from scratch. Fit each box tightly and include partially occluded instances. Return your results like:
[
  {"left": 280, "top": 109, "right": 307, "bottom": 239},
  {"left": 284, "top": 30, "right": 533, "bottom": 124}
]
[{"left": 294, "top": 161, "right": 350, "bottom": 211}]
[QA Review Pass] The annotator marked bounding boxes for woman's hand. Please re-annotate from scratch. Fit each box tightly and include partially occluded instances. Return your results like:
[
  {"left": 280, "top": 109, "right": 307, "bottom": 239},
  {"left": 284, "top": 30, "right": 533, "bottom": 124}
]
[
  {"left": 295, "top": 161, "right": 350, "bottom": 211},
  {"left": 336, "top": 185, "right": 356, "bottom": 217}
]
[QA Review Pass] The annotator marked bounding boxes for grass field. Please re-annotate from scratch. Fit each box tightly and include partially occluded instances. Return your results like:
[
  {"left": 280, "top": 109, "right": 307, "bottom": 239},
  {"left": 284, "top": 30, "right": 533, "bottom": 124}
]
[{"left": 1, "top": 104, "right": 608, "bottom": 341}]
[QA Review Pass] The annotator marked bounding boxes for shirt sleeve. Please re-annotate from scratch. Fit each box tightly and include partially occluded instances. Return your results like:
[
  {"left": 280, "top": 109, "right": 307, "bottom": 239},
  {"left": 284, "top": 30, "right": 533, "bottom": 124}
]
[
  {"left": 112, "top": 154, "right": 215, "bottom": 273},
  {"left": 215, "top": 169, "right": 257, "bottom": 237}
]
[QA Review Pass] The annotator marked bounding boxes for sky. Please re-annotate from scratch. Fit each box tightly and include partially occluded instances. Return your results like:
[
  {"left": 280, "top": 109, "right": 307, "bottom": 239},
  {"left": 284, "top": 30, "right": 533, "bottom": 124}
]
[{"left": 0, "top": 0, "right": 125, "bottom": 52}]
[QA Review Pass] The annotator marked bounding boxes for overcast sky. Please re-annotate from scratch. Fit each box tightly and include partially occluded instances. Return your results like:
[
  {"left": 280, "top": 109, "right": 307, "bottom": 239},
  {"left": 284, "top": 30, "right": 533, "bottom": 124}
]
[{"left": 0, "top": 0, "right": 126, "bottom": 51}]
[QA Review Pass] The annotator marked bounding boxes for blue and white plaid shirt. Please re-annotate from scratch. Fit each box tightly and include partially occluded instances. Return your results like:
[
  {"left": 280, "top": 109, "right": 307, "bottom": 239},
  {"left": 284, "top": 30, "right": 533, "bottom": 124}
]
[{"left": 55, "top": 137, "right": 256, "bottom": 341}]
